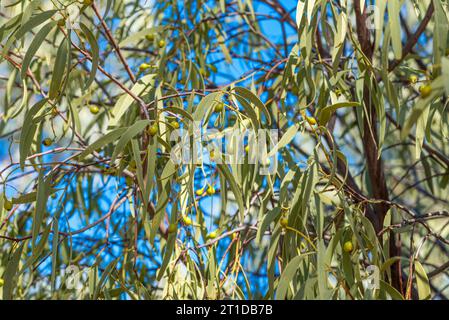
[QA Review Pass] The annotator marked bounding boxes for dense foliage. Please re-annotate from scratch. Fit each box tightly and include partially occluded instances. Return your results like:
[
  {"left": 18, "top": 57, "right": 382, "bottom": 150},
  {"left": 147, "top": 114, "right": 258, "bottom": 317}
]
[{"left": 1, "top": 0, "right": 449, "bottom": 300}]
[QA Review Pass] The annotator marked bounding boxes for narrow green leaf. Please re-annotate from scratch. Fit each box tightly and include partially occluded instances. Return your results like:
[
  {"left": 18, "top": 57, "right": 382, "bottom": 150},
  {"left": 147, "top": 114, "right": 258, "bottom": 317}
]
[
  {"left": 415, "top": 260, "right": 431, "bottom": 300},
  {"left": 19, "top": 99, "right": 48, "bottom": 169},
  {"left": 21, "top": 21, "right": 56, "bottom": 79},
  {"left": 111, "top": 120, "right": 151, "bottom": 163},
  {"left": 49, "top": 38, "right": 68, "bottom": 100},
  {"left": 78, "top": 127, "right": 128, "bottom": 160},
  {"left": 80, "top": 23, "right": 99, "bottom": 90}
]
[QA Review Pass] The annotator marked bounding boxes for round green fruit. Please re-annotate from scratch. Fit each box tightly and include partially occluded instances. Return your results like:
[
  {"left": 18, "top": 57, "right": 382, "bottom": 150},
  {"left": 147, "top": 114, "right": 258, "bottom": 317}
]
[
  {"left": 306, "top": 116, "right": 317, "bottom": 125},
  {"left": 139, "top": 63, "right": 151, "bottom": 72},
  {"left": 148, "top": 125, "right": 158, "bottom": 136},
  {"left": 182, "top": 215, "right": 192, "bottom": 226},
  {"left": 89, "top": 105, "right": 99, "bottom": 114},
  {"left": 280, "top": 217, "right": 288, "bottom": 228},
  {"left": 206, "top": 185, "right": 215, "bottom": 195},
  {"left": 419, "top": 85, "right": 432, "bottom": 98},
  {"left": 3, "top": 199, "right": 13, "bottom": 211},
  {"left": 208, "top": 230, "right": 218, "bottom": 239},
  {"left": 168, "top": 223, "right": 177, "bottom": 234},
  {"left": 343, "top": 241, "right": 354, "bottom": 253},
  {"left": 409, "top": 75, "right": 418, "bottom": 84},
  {"left": 42, "top": 138, "right": 52, "bottom": 147},
  {"left": 214, "top": 102, "right": 224, "bottom": 113}
]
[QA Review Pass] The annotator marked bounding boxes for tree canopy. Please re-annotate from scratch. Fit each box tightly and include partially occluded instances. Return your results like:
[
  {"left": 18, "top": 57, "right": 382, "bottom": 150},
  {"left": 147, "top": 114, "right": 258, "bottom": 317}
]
[{"left": 1, "top": 0, "right": 449, "bottom": 300}]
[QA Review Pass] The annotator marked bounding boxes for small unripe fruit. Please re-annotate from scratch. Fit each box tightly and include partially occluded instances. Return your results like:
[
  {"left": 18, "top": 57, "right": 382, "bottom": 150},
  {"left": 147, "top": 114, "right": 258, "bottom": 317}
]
[
  {"left": 148, "top": 125, "right": 158, "bottom": 136},
  {"left": 209, "top": 150, "right": 215, "bottom": 159},
  {"left": 343, "top": 241, "right": 353, "bottom": 253},
  {"left": 280, "top": 217, "right": 288, "bottom": 228},
  {"left": 89, "top": 105, "right": 99, "bottom": 114},
  {"left": 232, "top": 232, "right": 239, "bottom": 240},
  {"left": 0, "top": 278, "right": 4, "bottom": 287},
  {"left": 409, "top": 75, "right": 418, "bottom": 84},
  {"left": 182, "top": 215, "right": 192, "bottom": 226},
  {"left": 214, "top": 102, "right": 224, "bottom": 113},
  {"left": 195, "top": 188, "right": 204, "bottom": 196},
  {"left": 335, "top": 89, "right": 342, "bottom": 96},
  {"left": 139, "top": 63, "right": 152, "bottom": 72},
  {"left": 209, "top": 64, "right": 217, "bottom": 73},
  {"left": 200, "top": 68, "right": 210, "bottom": 77},
  {"left": 262, "top": 158, "right": 271, "bottom": 166},
  {"left": 3, "top": 199, "right": 13, "bottom": 211},
  {"left": 419, "top": 85, "right": 432, "bottom": 98},
  {"left": 208, "top": 230, "right": 218, "bottom": 239},
  {"left": 158, "top": 39, "right": 166, "bottom": 48},
  {"left": 170, "top": 120, "right": 180, "bottom": 129},
  {"left": 42, "top": 138, "right": 52, "bottom": 146},
  {"left": 306, "top": 116, "right": 317, "bottom": 125},
  {"left": 206, "top": 185, "right": 215, "bottom": 195},
  {"left": 167, "top": 223, "right": 177, "bottom": 234},
  {"left": 145, "top": 34, "right": 154, "bottom": 41},
  {"left": 245, "top": 145, "right": 250, "bottom": 153}
]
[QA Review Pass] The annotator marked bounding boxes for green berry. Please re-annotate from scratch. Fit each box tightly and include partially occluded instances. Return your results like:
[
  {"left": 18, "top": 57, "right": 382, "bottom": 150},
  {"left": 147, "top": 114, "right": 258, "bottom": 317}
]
[
  {"left": 3, "top": 199, "right": 13, "bottom": 211},
  {"left": 148, "top": 125, "right": 158, "bottom": 136},
  {"left": 168, "top": 223, "right": 177, "bottom": 234},
  {"left": 182, "top": 215, "right": 192, "bottom": 226},
  {"left": 409, "top": 75, "right": 418, "bottom": 84},
  {"left": 42, "top": 138, "right": 52, "bottom": 147},
  {"left": 280, "top": 217, "right": 288, "bottom": 228},
  {"left": 343, "top": 241, "right": 354, "bottom": 253},
  {"left": 139, "top": 63, "right": 151, "bottom": 72},
  {"left": 306, "top": 116, "right": 317, "bottom": 125},
  {"left": 419, "top": 85, "right": 432, "bottom": 98},
  {"left": 89, "top": 105, "right": 99, "bottom": 114},
  {"left": 206, "top": 185, "right": 215, "bottom": 195},
  {"left": 200, "top": 68, "right": 210, "bottom": 78},
  {"left": 208, "top": 230, "right": 218, "bottom": 239},
  {"left": 214, "top": 102, "right": 224, "bottom": 113}
]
